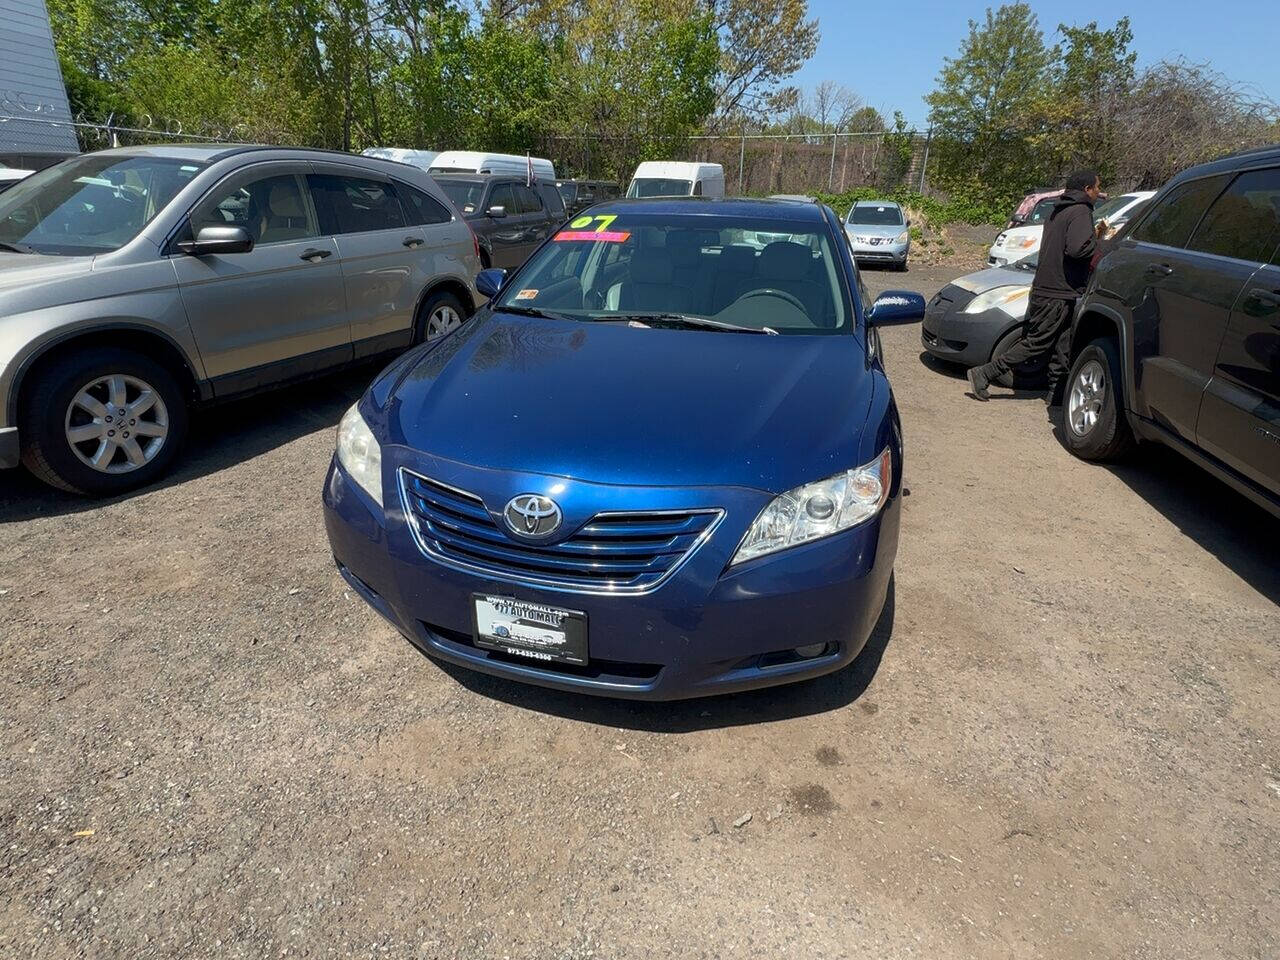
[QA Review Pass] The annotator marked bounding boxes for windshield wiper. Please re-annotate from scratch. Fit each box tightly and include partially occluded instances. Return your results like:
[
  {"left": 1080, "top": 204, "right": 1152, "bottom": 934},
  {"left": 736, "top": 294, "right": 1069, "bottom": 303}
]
[
  {"left": 498, "top": 304, "right": 577, "bottom": 322},
  {"left": 611, "top": 313, "right": 778, "bottom": 335},
  {"left": 0, "top": 240, "right": 35, "bottom": 254}
]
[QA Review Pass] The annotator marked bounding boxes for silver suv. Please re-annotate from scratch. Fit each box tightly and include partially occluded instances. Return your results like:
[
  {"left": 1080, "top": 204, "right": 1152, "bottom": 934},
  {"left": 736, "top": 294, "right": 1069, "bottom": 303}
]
[{"left": 0, "top": 145, "right": 482, "bottom": 495}]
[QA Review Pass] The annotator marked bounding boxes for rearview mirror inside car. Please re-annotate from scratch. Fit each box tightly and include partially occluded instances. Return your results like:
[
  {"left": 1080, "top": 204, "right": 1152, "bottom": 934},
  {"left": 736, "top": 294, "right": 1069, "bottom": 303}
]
[
  {"left": 475, "top": 267, "right": 508, "bottom": 300},
  {"left": 176, "top": 225, "right": 254, "bottom": 256},
  {"left": 867, "top": 290, "right": 926, "bottom": 326},
  {"left": 486, "top": 205, "right": 507, "bottom": 219}
]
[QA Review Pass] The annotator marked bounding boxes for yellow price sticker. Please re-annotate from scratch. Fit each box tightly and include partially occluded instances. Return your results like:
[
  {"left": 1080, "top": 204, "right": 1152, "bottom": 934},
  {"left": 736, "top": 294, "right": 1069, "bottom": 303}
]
[{"left": 568, "top": 214, "right": 618, "bottom": 232}]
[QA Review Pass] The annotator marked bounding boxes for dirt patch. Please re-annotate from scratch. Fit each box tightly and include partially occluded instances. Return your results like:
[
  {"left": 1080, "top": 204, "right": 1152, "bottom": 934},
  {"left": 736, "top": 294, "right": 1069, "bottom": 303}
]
[
  {"left": 788, "top": 783, "right": 839, "bottom": 816},
  {"left": 0, "top": 266, "right": 1276, "bottom": 959}
]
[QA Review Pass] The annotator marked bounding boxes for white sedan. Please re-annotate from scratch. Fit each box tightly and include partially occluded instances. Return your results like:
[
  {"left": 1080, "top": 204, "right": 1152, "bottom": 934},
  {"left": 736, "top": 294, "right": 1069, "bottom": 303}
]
[{"left": 987, "top": 191, "right": 1155, "bottom": 267}]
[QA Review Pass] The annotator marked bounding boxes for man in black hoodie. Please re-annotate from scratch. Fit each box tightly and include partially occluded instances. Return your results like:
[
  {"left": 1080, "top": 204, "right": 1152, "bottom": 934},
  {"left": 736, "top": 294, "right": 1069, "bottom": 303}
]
[{"left": 967, "top": 169, "right": 1108, "bottom": 402}]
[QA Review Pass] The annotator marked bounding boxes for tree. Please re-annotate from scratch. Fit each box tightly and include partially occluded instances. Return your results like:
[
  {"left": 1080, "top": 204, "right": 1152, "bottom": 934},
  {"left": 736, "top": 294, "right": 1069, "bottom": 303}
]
[
  {"left": 710, "top": 0, "right": 819, "bottom": 126},
  {"left": 1049, "top": 17, "right": 1137, "bottom": 179},
  {"left": 924, "top": 3, "right": 1054, "bottom": 203}
]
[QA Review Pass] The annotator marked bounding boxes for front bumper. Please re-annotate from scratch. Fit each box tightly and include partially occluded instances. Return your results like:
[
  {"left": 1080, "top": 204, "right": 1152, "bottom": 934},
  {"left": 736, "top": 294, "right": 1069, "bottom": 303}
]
[
  {"left": 920, "top": 285, "right": 1019, "bottom": 368},
  {"left": 850, "top": 240, "right": 908, "bottom": 263},
  {"left": 323, "top": 454, "right": 900, "bottom": 700},
  {"left": 0, "top": 426, "right": 17, "bottom": 469}
]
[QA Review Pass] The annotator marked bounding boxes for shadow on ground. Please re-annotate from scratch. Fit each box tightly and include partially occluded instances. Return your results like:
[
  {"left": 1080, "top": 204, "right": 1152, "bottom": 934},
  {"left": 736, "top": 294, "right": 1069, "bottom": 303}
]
[
  {"left": 0, "top": 364, "right": 377, "bottom": 523},
  {"left": 1092, "top": 444, "right": 1280, "bottom": 604},
  {"left": 427, "top": 580, "right": 896, "bottom": 733}
]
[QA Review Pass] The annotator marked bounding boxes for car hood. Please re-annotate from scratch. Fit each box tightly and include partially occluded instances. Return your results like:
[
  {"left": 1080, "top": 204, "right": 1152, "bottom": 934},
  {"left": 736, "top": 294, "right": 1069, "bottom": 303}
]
[
  {"left": 952, "top": 263, "right": 1033, "bottom": 294},
  {"left": 0, "top": 252, "right": 95, "bottom": 297},
  {"left": 382, "top": 311, "right": 873, "bottom": 492},
  {"left": 845, "top": 223, "right": 904, "bottom": 238}
]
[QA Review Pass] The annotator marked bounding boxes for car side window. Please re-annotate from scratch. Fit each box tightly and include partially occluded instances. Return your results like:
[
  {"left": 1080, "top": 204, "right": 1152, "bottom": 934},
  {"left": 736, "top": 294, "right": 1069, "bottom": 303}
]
[
  {"left": 193, "top": 173, "right": 318, "bottom": 246},
  {"left": 1185, "top": 167, "right": 1280, "bottom": 264},
  {"left": 692, "top": 180, "right": 703, "bottom": 196},
  {"left": 398, "top": 183, "right": 453, "bottom": 226},
  {"left": 309, "top": 174, "right": 407, "bottom": 234},
  {"left": 1131, "top": 174, "right": 1229, "bottom": 249},
  {"left": 514, "top": 184, "right": 542, "bottom": 215},
  {"left": 488, "top": 183, "right": 517, "bottom": 214}
]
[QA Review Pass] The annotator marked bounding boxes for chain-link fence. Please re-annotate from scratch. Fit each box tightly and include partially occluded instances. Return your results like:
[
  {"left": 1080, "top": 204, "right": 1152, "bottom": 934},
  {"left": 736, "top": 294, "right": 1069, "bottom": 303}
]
[
  {"left": 538, "top": 130, "right": 934, "bottom": 196},
  {"left": 2, "top": 105, "right": 937, "bottom": 199}
]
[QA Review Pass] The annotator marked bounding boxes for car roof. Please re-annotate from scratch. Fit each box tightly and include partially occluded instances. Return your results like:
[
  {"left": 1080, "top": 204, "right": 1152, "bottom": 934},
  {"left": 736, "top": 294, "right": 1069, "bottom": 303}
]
[
  {"left": 583, "top": 197, "right": 830, "bottom": 223},
  {"left": 1168, "top": 142, "right": 1280, "bottom": 186}
]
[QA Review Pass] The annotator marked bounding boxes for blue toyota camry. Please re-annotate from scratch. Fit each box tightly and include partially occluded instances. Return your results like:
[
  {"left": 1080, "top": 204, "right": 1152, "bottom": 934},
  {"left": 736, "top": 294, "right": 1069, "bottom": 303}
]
[{"left": 323, "top": 198, "right": 924, "bottom": 699}]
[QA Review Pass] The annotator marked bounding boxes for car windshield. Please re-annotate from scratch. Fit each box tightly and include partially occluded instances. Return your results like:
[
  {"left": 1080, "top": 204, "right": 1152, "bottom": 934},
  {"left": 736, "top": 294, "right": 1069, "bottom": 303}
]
[
  {"left": 1027, "top": 197, "right": 1058, "bottom": 224},
  {"left": 0, "top": 154, "right": 204, "bottom": 255},
  {"left": 494, "top": 214, "right": 849, "bottom": 334},
  {"left": 435, "top": 178, "right": 486, "bottom": 214},
  {"left": 627, "top": 178, "right": 691, "bottom": 198},
  {"left": 1014, "top": 251, "right": 1040, "bottom": 271},
  {"left": 847, "top": 204, "right": 903, "bottom": 225}
]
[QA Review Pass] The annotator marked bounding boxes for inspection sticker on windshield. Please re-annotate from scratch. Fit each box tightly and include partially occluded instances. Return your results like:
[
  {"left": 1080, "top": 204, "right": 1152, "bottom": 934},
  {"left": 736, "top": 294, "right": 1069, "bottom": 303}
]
[
  {"left": 555, "top": 214, "right": 629, "bottom": 243},
  {"left": 514, "top": 288, "right": 539, "bottom": 300}
]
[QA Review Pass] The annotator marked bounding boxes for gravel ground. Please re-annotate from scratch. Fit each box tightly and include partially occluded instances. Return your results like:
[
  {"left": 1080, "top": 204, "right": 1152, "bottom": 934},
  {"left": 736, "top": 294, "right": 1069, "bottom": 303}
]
[{"left": 1, "top": 262, "right": 1277, "bottom": 960}]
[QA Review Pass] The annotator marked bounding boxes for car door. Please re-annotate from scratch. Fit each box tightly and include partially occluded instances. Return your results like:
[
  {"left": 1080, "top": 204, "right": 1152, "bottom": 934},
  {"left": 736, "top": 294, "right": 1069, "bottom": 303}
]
[
  {"left": 1192, "top": 166, "right": 1280, "bottom": 495},
  {"left": 308, "top": 165, "right": 425, "bottom": 358},
  {"left": 1120, "top": 173, "right": 1235, "bottom": 443},
  {"left": 519, "top": 183, "right": 556, "bottom": 248},
  {"left": 171, "top": 163, "right": 349, "bottom": 393},
  {"left": 483, "top": 182, "right": 527, "bottom": 269}
]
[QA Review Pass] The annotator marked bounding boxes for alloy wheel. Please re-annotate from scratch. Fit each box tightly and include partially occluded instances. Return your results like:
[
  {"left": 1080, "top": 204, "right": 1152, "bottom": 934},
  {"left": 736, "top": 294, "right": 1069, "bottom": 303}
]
[
  {"left": 63, "top": 374, "right": 170, "bottom": 474},
  {"left": 1068, "top": 359, "right": 1106, "bottom": 437},
  {"left": 426, "top": 304, "right": 463, "bottom": 341}
]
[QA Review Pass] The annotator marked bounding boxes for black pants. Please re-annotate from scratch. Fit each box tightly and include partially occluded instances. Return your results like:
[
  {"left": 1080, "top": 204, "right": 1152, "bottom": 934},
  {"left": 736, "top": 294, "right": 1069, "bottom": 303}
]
[{"left": 978, "top": 294, "right": 1075, "bottom": 393}]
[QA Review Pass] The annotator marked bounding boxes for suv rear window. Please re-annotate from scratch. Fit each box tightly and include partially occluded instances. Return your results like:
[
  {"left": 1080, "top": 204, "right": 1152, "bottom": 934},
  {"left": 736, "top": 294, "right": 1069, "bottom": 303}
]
[
  {"left": 1185, "top": 167, "right": 1280, "bottom": 264},
  {"left": 1131, "top": 175, "right": 1229, "bottom": 249},
  {"left": 309, "top": 174, "right": 407, "bottom": 234}
]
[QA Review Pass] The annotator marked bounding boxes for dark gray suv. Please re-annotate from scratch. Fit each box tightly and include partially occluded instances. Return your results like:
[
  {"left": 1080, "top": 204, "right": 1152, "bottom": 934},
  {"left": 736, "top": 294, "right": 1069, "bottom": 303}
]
[
  {"left": 432, "top": 174, "right": 566, "bottom": 270},
  {"left": 1066, "top": 145, "right": 1280, "bottom": 517},
  {"left": 0, "top": 145, "right": 482, "bottom": 496}
]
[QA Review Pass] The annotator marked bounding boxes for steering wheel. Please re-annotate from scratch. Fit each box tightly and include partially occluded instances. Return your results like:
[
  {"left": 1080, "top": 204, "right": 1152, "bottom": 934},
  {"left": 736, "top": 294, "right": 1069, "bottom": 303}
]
[{"left": 732, "top": 287, "right": 807, "bottom": 313}]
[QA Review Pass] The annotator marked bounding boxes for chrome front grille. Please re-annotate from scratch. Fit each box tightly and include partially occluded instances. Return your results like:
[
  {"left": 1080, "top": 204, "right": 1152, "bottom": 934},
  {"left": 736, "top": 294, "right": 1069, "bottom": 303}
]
[{"left": 399, "top": 469, "right": 721, "bottom": 593}]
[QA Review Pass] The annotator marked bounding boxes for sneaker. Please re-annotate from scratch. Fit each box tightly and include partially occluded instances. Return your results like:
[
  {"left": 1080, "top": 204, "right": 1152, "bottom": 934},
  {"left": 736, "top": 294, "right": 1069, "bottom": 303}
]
[{"left": 966, "top": 366, "right": 991, "bottom": 401}]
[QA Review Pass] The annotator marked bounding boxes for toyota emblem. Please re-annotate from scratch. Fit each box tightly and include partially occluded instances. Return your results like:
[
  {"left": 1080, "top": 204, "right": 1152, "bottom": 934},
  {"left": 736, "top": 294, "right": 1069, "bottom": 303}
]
[{"left": 503, "top": 494, "right": 562, "bottom": 538}]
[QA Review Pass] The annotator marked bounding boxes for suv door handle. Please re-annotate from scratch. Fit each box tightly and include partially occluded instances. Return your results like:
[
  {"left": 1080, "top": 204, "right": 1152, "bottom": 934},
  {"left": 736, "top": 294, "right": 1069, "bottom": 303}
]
[
  {"left": 1145, "top": 263, "right": 1173, "bottom": 277},
  {"left": 1246, "top": 288, "right": 1280, "bottom": 307},
  {"left": 402, "top": 236, "right": 423, "bottom": 248},
  {"left": 299, "top": 248, "right": 332, "bottom": 261}
]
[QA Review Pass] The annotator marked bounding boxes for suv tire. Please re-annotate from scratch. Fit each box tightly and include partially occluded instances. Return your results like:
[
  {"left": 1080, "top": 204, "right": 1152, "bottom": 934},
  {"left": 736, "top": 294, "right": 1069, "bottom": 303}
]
[
  {"left": 417, "top": 289, "right": 468, "bottom": 343},
  {"left": 1062, "top": 337, "right": 1134, "bottom": 461},
  {"left": 20, "top": 347, "right": 189, "bottom": 496}
]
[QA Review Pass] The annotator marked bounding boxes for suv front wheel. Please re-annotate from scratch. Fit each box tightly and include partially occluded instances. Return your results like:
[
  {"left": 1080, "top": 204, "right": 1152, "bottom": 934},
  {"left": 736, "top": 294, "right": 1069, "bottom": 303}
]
[
  {"left": 1062, "top": 337, "right": 1134, "bottom": 461},
  {"left": 20, "top": 347, "right": 189, "bottom": 496}
]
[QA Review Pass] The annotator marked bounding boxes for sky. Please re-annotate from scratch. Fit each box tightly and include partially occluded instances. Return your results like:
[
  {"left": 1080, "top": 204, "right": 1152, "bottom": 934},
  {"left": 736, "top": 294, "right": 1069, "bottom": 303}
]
[{"left": 794, "top": 0, "right": 1279, "bottom": 129}]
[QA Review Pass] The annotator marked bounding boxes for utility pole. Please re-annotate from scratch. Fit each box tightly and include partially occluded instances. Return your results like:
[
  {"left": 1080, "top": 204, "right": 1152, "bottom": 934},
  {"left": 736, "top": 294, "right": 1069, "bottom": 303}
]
[
  {"left": 828, "top": 131, "right": 838, "bottom": 191},
  {"left": 918, "top": 126, "right": 932, "bottom": 193},
  {"left": 738, "top": 131, "right": 746, "bottom": 194}
]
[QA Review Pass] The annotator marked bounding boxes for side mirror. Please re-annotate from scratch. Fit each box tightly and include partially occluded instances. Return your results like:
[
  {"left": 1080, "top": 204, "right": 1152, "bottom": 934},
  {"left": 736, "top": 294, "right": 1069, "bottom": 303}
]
[
  {"left": 905, "top": 218, "right": 912, "bottom": 227},
  {"left": 486, "top": 205, "right": 507, "bottom": 219},
  {"left": 177, "top": 225, "right": 254, "bottom": 256},
  {"left": 475, "top": 267, "right": 508, "bottom": 300},
  {"left": 867, "top": 290, "right": 926, "bottom": 327}
]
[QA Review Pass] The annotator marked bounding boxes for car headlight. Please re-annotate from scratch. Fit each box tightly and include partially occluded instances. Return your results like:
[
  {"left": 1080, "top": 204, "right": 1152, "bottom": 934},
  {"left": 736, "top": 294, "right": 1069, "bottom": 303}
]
[
  {"left": 895, "top": 230, "right": 910, "bottom": 244},
  {"left": 993, "top": 232, "right": 1007, "bottom": 246},
  {"left": 963, "top": 285, "right": 1030, "bottom": 316},
  {"left": 732, "top": 449, "right": 892, "bottom": 565},
  {"left": 1008, "top": 235, "right": 1038, "bottom": 250},
  {"left": 336, "top": 403, "right": 383, "bottom": 506}
]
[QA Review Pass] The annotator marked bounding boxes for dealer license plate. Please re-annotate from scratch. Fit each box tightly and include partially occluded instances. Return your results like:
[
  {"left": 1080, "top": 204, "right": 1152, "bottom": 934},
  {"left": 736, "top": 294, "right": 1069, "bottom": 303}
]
[{"left": 472, "top": 595, "right": 588, "bottom": 665}]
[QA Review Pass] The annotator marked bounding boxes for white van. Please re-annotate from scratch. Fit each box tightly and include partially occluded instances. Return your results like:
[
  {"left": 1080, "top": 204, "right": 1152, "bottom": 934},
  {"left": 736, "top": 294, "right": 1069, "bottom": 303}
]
[
  {"left": 361, "top": 147, "right": 440, "bottom": 170},
  {"left": 428, "top": 150, "right": 556, "bottom": 181},
  {"left": 627, "top": 161, "right": 725, "bottom": 198}
]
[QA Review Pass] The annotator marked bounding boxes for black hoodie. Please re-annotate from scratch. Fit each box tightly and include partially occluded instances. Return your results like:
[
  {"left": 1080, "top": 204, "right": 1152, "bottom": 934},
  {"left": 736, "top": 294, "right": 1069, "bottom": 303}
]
[{"left": 1031, "top": 189, "right": 1101, "bottom": 300}]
